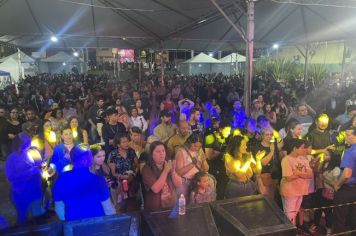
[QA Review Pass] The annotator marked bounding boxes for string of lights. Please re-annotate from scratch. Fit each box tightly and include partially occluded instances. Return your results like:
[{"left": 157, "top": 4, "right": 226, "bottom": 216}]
[{"left": 271, "top": 0, "right": 356, "bottom": 9}]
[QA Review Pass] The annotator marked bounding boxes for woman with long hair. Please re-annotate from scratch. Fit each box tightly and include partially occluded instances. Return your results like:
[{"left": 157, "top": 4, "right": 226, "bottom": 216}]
[
  {"left": 108, "top": 133, "right": 139, "bottom": 212},
  {"left": 141, "top": 141, "right": 182, "bottom": 211},
  {"left": 49, "top": 108, "right": 67, "bottom": 139},
  {"left": 175, "top": 133, "right": 209, "bottom": 200},
  {"left": 2, "top": 108, "right": 22, "bottom": 157},
  {"left": 68, "top": 116, "right": 88, "bottom": 144},
  {"left": 224, "top": 135, "right": 266, "bottom": 198}
]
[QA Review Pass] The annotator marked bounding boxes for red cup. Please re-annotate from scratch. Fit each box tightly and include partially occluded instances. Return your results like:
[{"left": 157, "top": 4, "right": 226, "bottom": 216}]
[{"left": 122, "top": 179, "right": 128, "bottom": 191}]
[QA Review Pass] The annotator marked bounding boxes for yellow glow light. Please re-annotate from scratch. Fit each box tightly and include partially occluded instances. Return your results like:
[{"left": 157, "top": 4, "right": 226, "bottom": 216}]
[
  {"left": 62, "top": 164, "right": 73, "bottom": 172},
  {"left": 318, "top": 114, "right": 329, "bottom": 125},
  {"left": 336, "top": 131, "right": 346, "bottom": 143},
  {"left": 216, "top": 134, "right": 225, "bottom": 144},
  {"left": 318, "top": 153, "right": 325, "bottom": 163},
  {"left": 233, "top": 129, "right": 242, "bottom": 137},
  {"left": 205, "top": 134, "right": 215, "bottom": 145},
  {"left": 31, "top": 138, "right": 43, "bottom": 150},
  {"left": 27, "top": 148, "right": 42, "bottom": 163},
  {"left": 48, "top": 131, "right": 57, "bottom": 143},
  {"left": 273, "top": 130, "right": 281, "bottom": 142},
  {"left": 72, "top": 129, "right": 78, "bottom": 139},
  {"left": 255, "top": 151, "right": 266, "bottom": 161},
  {"left": 233, "top": 160, "right": 241, "bottom": 171},
  {"left": 241, "top": 161, "right": 251, "bottom": 173},
  {"left": 42, "top": 170, "right": 50, "bottom": 180},
  {"left": 221, "top": 126, "right": 232, "bottom": 138}
]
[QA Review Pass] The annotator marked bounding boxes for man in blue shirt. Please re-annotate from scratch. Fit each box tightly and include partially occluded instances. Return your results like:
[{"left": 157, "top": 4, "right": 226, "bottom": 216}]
[
  {"left": 53, "top": 144, "right": 115, "bottom": 221},
  {"left": 333, "top": 127, "right": 356, "bottom": 234}
]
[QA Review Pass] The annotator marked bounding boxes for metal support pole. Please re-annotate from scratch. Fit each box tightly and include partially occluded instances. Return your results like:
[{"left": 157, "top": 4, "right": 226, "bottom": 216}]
[
  {"left": 304, "top": 44, "right": 309, "bottom": 88},
  {"left": 161, "top": 51, "right": 165, "bottom": 86},
  {"left": 244, "top": 0, "right": 254, "bottom": 115},
  {"left": 341, "top": 40, "right": 347, "bottom": 80}
]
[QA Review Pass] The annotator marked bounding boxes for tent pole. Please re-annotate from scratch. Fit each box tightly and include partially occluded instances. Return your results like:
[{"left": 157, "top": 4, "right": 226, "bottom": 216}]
[
  {"left": 341, "top": 40, "right": 347, "bottom": 80},
  {"left": 304, "top": 43, "right": 309, "bottom": 88},
  {"left": 244, "top": 0, "right": 254, "bottom": 116}
]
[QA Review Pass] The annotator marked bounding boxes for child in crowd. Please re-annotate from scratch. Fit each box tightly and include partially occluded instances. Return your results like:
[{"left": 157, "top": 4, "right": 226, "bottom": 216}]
[
  {"left": 189, "top": 172, "right": 216, "bottom": 204},
  {"left": 280, "top": 139, "right": 313, "bottom": 225}
]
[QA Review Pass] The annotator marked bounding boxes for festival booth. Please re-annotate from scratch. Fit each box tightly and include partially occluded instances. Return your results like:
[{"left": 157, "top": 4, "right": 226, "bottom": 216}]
[
  {"left": 179, "top": 53, "right": 221, "bottom": 75},
  {"left": 217, "top": 53, "right": 246, "bottom": 75},
  {"left": 0, "top": 69, "right": 12, "bottom": 89},
  {"left": 0, "top": 51, "right": 37, "bottom": 82},
  {"left": 40, "top": 52, "right": 85, "bottom": 74}
]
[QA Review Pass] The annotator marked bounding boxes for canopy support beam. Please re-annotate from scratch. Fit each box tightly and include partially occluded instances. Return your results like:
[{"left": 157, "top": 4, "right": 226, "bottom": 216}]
[
  {"left": 209, "top": 0, "right": 247, "bottom": 43},
  {"left": 258, "top": 7, "right": 298, "bottom": 42},
  {"left": 99, "top": 0, "right": 161, "bottom": 42},
  {"left": 244, "top": 0, "right": 255, "bottom": 115},
  {"left": 25, "top": 0, "right": 43, "bottom": 35},
  {"left": 90, "top": 0, "right": 99, "bottom": 47}
]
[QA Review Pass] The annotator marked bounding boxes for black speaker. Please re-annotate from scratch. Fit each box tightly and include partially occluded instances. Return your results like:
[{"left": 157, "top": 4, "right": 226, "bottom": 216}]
[
  {"left": 0, "top": 222, "right": 63, "bottom": 236},
  {"left": 63, "top": 212, "right": 140, "bottom": 236},
  {"left": 210, "top": 195, "right": 296, "bottom": 236},
  {"left": 142, "top": 204, "right": 220, "bottom": 236}
]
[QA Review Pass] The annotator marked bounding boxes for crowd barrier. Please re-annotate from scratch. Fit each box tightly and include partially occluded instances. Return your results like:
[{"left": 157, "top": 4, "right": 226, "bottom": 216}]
[{"left": 1, "top": 196, "right": 355, "bottom": 236}]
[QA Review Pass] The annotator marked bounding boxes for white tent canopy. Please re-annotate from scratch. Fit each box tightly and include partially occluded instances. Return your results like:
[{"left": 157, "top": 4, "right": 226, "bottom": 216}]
[
  {"left": 220, "top": 53, "right": 246, "bottom": 63},
  {"left": 0, "top": 57, "right": 24, "bottom": 83},
  {"left": 0, "top": 51, "right": 35, "bottom": 63},
  {"left": 41, "top": 52, "right": 83, "bottom": 63},
  {"left": 183, "top": 53, "right": 220, "bottom": 64}
]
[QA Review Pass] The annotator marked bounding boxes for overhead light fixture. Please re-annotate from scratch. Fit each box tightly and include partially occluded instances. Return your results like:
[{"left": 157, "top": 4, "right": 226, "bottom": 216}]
[
  {"left": 73, "top": 52, "right": 79, "bottom": 57},
  {"left": 62, "top": 62, "right": 66, "bottom": 66},
  {"left": 50, "top": 36, "right": 58, "bottom": 42},
  {"left": 122, "top": 37, "right": 127, "bottom": 40},
  {"left": 273, "top": 44, "right": 279, "bottom": 49},
  {"left": 198, "top": 19, "right": 207, "bottom": 24}
]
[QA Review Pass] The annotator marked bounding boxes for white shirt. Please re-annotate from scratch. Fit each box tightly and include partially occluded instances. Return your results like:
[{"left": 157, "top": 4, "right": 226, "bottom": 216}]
[{"left": 129, "top": 115, "right": 148, "bottom": 132}]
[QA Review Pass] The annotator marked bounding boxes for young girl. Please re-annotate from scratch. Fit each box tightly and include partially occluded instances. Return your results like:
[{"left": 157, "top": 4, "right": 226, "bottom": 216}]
[
  {"left": 190, "top": 172, "right": 216, "bottom": 204},
  {"left": 280, "top": 139, "right": 313, "bottom": 225}
]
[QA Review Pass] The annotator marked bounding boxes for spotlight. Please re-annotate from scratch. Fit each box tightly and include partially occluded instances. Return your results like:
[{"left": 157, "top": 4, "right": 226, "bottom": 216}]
[
  {"left": 122, "top": 37, "right": 127, "bottom": 40},
  {"left": 62, "top": 62, "right": 66, "bottom": 66},
  {"left": 209, "top": 53, "right": 213, "bottom": 57},
  {"left": 73, "top": 52, "right": 79, "bottom": 57},
  {"left": 272, "top": 44, "right": 279, "bottom": 49},
  {"left": 50, "top": 36, "right": 58, "bottom": 42}
]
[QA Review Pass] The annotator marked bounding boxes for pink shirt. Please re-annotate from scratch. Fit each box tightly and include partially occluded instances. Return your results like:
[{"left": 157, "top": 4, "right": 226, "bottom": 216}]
[{"left": 280, "top": 155, "right": 312, "bottom": 197}]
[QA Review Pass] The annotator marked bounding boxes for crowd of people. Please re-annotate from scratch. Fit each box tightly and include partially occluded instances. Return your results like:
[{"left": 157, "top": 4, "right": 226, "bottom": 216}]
[{"left": 0, "top": 72, "right": 355, "bottom": 235}]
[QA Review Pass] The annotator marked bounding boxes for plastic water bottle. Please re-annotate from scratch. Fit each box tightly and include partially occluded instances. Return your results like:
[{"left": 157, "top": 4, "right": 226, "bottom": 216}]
[{"left": 178, "top": 194, "right": 186, "bottom": 215}]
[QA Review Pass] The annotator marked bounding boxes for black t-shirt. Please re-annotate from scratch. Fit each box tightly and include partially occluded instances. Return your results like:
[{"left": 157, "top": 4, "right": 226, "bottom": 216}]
[
  {"left": 89, "top": 105, "right": 105, "bottom": 124},
  {"left": 252, "top": 142, "right": 272, "bottom": 174},
  {"left": 306, "top": 129, "right": 332, "bottom": 150}
]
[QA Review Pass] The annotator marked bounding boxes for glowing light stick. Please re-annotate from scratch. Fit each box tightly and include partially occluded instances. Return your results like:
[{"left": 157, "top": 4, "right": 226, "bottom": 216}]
[
  {"left": 48, "top": 131, "right": 57, "bottom": 143},
  {"left": 31, "top": 138, "right": 41, "bottom": 149},
  {"left": 62, "top": 164, "right": 73, "bottom": 172},
  {"left": 221, "top": 126, "right": 231, "bottom": 138},
  {"left": 233, "top": 129, "right": 242, "bottom": 137},
  {"left": 72, "top": 129, "right": 78, "bottom": 139},
  {"left": 27, "top": 148, "right": 42, "bottom": 163}
]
